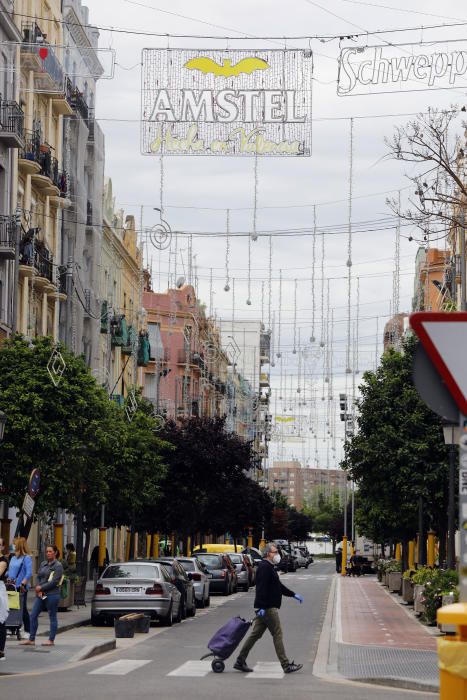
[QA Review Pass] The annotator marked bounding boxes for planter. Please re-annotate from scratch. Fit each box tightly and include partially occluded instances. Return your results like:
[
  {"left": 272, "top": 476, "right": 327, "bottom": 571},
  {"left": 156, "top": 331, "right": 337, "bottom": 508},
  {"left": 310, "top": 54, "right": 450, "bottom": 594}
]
[
  {"left": 383, "top": 571, "right": 390, "bottom": 586},
  {"left": 388, "top": 571, "right": 402, "bottom": 593},
  {"left": 438, "top": 594, "right": 456, "bottom": 634},
  {"left": 402, "top": 577, "right": 414, "bottom": 604},
  {"left": 414, "top": 584, "right": 426, "bottom": 615},
  {"left": 134, "top": 615, "right": 151, "bottom": 633},
  {"left": 114, "top": 617, "right": 135, "bottom": 638}
]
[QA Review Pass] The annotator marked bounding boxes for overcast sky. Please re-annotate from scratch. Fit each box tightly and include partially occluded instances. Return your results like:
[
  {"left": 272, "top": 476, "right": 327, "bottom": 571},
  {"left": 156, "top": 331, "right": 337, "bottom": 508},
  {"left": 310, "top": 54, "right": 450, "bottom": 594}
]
[{"left": 84, "top": 0, "right": 467, "bottom": 469}]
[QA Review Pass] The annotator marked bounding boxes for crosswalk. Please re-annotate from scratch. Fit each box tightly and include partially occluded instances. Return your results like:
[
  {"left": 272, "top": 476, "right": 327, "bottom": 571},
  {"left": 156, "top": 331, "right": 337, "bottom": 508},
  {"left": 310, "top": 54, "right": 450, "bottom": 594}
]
[{"left": 88, "top": 658, "right": 285, "bottom": 678}]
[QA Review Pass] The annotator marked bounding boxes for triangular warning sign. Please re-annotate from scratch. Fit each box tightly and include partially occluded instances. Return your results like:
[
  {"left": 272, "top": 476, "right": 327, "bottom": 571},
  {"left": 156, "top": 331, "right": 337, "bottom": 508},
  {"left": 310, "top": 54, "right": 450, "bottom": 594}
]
[{"left": 410, "top": 312, "right": 467, "bottom": 415}]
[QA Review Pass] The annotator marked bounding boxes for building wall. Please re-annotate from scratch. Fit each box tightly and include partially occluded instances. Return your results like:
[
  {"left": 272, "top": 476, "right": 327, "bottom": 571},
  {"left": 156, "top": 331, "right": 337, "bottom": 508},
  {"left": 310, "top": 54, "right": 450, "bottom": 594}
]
[
  {"left": 412, "top": 247, "right": 449, "bottom": 312},
  {"left": 268, "top": 460, "right": 347, "bottom": 509},
  {"left": 0, "top": 0, "right": 22, "bottom": 341}
]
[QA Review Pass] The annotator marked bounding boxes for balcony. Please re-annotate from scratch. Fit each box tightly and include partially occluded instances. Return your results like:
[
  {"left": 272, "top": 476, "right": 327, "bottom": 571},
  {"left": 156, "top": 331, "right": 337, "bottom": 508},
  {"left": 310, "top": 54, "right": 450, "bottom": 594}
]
[
  {"left": 110, "top": 315, "right": 129, "bottom": 347},
  {"left": 177, "top": 349, "right": 195, "bottom": 365},
  {"left": 122, "top": 325, "right": 137, "bottom": 355},
  {"left": 87, "top": 108, "right": 95, "bottom": 143},
  {"left": 86, "top": 200, "right": 93, "bottom": 226},
  {"left": 19, "top": 234, "right": 54, "bottom": 287},
  {"left": 51, "top": 76, "right": 74, "bottom": 116},
  {"left": 259, "top": 372, "right": 270, "bottom": 388},
  {"left": 0, "top": 215, "right": 17, "bottom": 260},
  {"left": 18, "top": 129, "right": 41, "bottom": 174},
  {"left": 137, "top": 331, "right": 150, "bottom": 367},
  {"left": 21, "top": 24, "right": 64, "bottom": 95},
  {"left": 69, "top": 83, "right": 89, "bottom": 122},
  {"left": 0, "top": 99, "right": 24, "bottom": 148}
]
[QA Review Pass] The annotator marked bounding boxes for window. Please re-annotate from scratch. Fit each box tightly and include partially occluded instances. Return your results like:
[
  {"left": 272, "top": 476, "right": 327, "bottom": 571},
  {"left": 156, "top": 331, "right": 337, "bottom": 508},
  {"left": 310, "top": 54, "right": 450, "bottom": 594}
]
[{"left": 148, "top": 322, "right": 163, "bottom": 361}]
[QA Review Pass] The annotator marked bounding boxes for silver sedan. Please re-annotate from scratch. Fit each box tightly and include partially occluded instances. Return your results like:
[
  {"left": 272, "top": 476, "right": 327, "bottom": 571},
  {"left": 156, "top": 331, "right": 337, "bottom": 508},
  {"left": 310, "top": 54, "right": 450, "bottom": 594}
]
[
  {"left": 91, "top": 562, "right": 182, "bottom": 626},
  {"left": 177, "top": 557, "right": 211, "bottom": 608}
]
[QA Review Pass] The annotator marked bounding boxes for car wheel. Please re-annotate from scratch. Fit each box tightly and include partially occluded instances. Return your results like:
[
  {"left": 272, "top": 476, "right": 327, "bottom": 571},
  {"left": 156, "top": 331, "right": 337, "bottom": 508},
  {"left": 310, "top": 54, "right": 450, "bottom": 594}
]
[
  {"left": 205, "top": 595, "right": 210, "bottom": 607},
  {"left": 197, "top": 595, "right": 205, "bottom": 608},
  {"left": 91, "top": 613, "right": 104, "bottom": 627},
  {"left": 161, "top": 602, "right": 173, "bottom": 627},
  {"left": 188, "top": 599, "right": 196, "bottom": 617},
  {"left": 180, "top": 596, "right": 187, "bottom": 619},
  {"left": 223, "top": 581, "right": 230, "bottom": 596}
]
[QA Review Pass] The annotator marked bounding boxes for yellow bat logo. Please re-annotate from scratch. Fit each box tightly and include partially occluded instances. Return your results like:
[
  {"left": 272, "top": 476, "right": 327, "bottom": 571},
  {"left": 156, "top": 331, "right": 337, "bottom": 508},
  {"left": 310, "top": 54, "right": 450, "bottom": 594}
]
[{"left": 184, "top": 57, "right": 269, "bottom": 78}]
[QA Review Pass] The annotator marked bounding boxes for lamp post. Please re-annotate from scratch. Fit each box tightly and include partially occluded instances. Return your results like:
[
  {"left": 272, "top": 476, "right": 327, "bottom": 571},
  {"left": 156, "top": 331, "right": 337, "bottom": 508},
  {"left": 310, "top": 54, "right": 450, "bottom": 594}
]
[{"left": 443, "top": 424, "right": 458, "bottom": 569}]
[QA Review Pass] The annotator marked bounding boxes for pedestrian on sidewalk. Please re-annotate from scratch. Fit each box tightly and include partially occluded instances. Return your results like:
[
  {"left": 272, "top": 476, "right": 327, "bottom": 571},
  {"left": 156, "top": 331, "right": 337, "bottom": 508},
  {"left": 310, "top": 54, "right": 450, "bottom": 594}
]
[
  {"left": 7, "top": 537, "right": 33, "bottom": 636},
  {"left": 234, "top": 542, "right": 303, "bottom": 674},
  {"left": 335, "top": 548, "right": 342, "bottom": 573},
  {"left": 20, "top": 544, "right": 64, "bottom": 648},
  {"left": 0, "top": 538, "right": 9, "bottom": 661}
]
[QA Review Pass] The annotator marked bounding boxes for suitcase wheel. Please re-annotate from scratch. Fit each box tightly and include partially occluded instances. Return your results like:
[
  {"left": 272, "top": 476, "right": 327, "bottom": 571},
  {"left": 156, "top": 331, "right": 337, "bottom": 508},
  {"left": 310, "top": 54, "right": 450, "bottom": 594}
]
[{"left": 212, "top": 659, "right": 225, "bottom": 673}]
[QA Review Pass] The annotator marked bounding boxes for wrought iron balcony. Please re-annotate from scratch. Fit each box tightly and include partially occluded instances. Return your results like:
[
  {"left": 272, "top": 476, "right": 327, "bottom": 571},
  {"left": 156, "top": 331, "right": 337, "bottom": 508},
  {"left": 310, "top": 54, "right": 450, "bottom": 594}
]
[
  {"left": 19, "top": 234, "right": 53, "bottom": 283},
  {"left": 0, "top": 99, "right": 24, "bottom": 147},
  {"left": 69, "top": 83, "right": 89, "bottom": 121},
  {"left": 86, "top": 200, "right": 93, "bottom": 226},
  {"left": 19, "top": 129, "right": 41, "bottom": 165},
  {"left": 87, "top": 108, "right": 95, "bottom": 142},
  {"left": 21, "top": 24, "right": 64, "bottom": 93},
  {"left": 0, "top": 215, "right": 17, "bottom": 260}
]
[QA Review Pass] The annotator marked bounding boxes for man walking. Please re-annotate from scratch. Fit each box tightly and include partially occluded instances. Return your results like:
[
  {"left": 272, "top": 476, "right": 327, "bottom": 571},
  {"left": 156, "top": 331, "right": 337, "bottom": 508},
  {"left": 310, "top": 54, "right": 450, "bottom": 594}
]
[{"left": 234, "top": 543, "right": 303, "bottom": 674}]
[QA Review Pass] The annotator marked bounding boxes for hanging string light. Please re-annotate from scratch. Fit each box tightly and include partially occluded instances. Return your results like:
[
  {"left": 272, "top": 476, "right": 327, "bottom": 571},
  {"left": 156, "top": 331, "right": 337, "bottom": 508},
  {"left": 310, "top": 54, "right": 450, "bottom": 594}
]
[
  {"left": 346, "top": 117, "right": 354, "bottom": 374},
  {"left": 271, "top": 310, "right": 275, "bottom": 368},
  {"left": 251, "top": 152, "right": 258, "bottom": 241},
  {"left": 231, "top": 277, "right": 235, "bottom": 336},
  {"left": 292, "top": 278, "right": 297, "bottom": 354},
  {"left": 268, "top": 233, "right": 272, "bottom": 330},
  {"left": 224, "top": 208, "right": 230, "bottom": 292},
  {"left": 277, "top": 269, "right": 282, "bottom": 358},
  {"left": 355, "top": 277, "right": 360, "bottom": 374},
  {"left": 320, "top": 233, "right": 325, "bottom": 348},
  {"left": 310, "top": 205, "right": 316, "bottom": 343},
  {"left": 246, "top": 234, "right": 252, "bottom": 305}
]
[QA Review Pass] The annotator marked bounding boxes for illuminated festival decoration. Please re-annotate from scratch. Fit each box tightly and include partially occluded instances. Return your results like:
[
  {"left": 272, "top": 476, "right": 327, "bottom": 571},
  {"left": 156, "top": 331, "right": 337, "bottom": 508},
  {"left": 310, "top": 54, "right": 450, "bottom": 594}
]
[
  {"left": 141, "top": 48, "right": 313, "bottom": 156},
  {"left": 338, "top": 40, "right": 467, "bottom": 96}
]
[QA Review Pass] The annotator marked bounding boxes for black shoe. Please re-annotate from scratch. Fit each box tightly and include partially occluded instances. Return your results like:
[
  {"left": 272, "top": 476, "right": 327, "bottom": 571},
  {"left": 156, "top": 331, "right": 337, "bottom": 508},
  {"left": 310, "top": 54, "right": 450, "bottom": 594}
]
[
  {"left": 284, "top": 661, "right": 303, "bottom": 674},
  {"left": 233, "top": 658, "right": 253, "bottom": 672}
]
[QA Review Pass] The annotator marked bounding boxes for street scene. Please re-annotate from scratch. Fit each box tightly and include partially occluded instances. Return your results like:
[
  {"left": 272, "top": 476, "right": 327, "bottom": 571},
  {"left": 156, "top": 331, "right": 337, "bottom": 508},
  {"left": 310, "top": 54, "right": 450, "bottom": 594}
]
[{"left": 0, "top": 0, "right": 467, "bottom": 698}]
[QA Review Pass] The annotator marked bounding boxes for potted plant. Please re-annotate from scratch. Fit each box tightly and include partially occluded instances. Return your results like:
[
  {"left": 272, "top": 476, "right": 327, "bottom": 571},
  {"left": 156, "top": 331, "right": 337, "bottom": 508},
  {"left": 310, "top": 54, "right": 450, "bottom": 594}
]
[
  {"left": 420, "top": 569, "right": 458, "bottom": 626},
  {"left": 412, "top": 566, "right": 436, "bottom": 615},
  {"left": 386, "top": 560, "right": 402, "bottom": 592}
]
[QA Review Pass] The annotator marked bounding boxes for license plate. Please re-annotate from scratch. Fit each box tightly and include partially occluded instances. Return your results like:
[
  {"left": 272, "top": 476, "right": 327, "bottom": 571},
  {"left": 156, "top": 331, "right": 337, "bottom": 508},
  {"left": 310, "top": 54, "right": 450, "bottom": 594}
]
[{"left": 114, "top": 586, "right": 142, "bottom": 593}]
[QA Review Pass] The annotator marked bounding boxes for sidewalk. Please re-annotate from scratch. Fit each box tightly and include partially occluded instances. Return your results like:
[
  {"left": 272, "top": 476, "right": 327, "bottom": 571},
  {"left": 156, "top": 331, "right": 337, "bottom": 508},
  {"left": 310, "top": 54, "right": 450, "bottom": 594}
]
[{"left": 315, "top": 574, "right": 440, "bottom": 693}]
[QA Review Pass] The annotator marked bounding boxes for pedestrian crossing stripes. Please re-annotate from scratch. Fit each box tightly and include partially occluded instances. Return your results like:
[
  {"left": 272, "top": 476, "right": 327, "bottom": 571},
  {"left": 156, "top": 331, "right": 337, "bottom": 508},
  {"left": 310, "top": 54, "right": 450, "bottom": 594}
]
[
  {"left": 89, "top": 659, "right": 151, "bottom": 675},
  {"left": 167, "top": 660, "right": 285, "bottom": 678}
]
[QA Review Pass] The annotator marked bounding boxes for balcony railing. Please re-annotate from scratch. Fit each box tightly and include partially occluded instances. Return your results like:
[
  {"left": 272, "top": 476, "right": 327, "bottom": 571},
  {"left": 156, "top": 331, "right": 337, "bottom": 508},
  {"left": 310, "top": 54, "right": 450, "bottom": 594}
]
[
  {"left": 0, "top": 98, "right": 24, "bottom": 147},
  {"left": 0, "top": 215, "right": 17, "bottom": 260},
  {"left": 87, "top": 108, "right": 95, "bottom": 142},
  {"left": 21, "top": 24, "right": 64, "bottom": 91},
  {"left": 19, "top": 234, "right": 53, "bottom": 282},
  {"left": 19, "top": 129, "right": 41, "bottom": 164},
  {"left": 69, "top": 83, "right": 89, "bottom": 121}
]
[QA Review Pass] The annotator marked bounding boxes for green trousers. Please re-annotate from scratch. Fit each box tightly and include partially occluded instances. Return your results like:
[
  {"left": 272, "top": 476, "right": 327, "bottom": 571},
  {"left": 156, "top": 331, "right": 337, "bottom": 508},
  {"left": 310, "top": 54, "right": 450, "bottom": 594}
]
[{"left": 238, "top": 608, "right": 289, "bottom": 668}]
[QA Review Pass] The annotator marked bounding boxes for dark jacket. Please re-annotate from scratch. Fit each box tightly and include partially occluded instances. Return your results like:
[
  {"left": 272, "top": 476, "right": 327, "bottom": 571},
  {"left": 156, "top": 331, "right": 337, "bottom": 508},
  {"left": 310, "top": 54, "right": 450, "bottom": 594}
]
[
  {"left": 253, "top": 559, "right": 295, "bottom": 610},
  {"left": 36, "top": 559, "right": 64, "bottom": 594}
]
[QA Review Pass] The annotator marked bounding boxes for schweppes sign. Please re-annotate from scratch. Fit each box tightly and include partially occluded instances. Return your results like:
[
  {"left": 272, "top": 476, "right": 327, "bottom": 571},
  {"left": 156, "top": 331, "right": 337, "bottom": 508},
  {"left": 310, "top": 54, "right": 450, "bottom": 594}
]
[{"left": 141, "top": 49, "right": 313, "bottom": 157}]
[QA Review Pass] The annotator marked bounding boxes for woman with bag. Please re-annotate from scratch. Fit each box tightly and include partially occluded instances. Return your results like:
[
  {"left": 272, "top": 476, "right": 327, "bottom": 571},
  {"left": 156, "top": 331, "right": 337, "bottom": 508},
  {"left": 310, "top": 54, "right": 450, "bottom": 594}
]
[
  {"left": 0, "top": 537, "right": 9, "bottom": 661},
  {"left": 20, "top": 544, "right": 64, "bottom": 647},
  {"left": 7, "top": 537, "right": 33, "bottom": 635}
]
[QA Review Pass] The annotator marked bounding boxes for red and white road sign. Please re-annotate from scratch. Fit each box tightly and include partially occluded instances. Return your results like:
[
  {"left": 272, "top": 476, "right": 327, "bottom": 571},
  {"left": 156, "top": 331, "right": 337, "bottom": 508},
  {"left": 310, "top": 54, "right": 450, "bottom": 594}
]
[{"left": 410, "top": 312, "right": 467, "bottom": 415}]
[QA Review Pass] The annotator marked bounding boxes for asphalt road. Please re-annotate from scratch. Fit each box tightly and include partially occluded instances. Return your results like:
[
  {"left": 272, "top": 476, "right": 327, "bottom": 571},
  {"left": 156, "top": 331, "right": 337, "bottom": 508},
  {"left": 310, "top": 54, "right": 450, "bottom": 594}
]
[{"left": 1, "top": 560, "right": 437, "bottom": 699}]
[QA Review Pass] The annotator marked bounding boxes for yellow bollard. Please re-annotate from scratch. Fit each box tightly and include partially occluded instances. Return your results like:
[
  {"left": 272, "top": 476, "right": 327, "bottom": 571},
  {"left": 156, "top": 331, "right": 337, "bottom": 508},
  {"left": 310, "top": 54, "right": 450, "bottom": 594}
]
[
  {"left": 395, "top": 543, "right": 401, "bottom": 561},
  {"left": 427, "top": 531, "right": 436, "bottom": 568},
  {"left": 437, "top": 603, "right": 467, "bottom": 699},
  {"left": 408, "top": 540, "right": 415, "bottom": 570},
  {"left": 259, "top": 538, "right": 266, "bottom": 551},
  {"left": 225, "top": 535, "right": 230, "bottom": 545},
  {"left": 146, "top": 533, "right": 152, "bottom": 559},
  {"left": 187, "top": 536, "right": 191, "bottom": 556},
  {"left": 171, "top": 533, "right": 176, "bottom": 556},
  {"left": 98, "top": 527, "right": 106, "bottom": 569},
  {"left": 125, "top": 528, "right": 131, "bottom": 561},
  {"left": 247, "top": 529, "right": 253, "bottom": 548},
  {"left": 341, "top": 536, "right": 348, "bottom": 576},
  {"left": 152, "top": 533, "right": 159, "bottom": 558},
  {"left": 54, "top": 522, "right": 64, "bottom": 560}
]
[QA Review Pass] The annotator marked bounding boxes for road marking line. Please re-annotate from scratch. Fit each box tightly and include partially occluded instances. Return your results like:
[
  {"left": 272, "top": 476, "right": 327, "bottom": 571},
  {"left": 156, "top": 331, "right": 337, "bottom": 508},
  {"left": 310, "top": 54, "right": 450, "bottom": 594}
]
[
  {"left": 167, "top": 660, "right": 212, "bottom": 677},
  {"left": 246, "top": 661, "right": 284, "bottom": 679},
  {"left": 89, "top": 659, "right": 151, "bottom": 676}
]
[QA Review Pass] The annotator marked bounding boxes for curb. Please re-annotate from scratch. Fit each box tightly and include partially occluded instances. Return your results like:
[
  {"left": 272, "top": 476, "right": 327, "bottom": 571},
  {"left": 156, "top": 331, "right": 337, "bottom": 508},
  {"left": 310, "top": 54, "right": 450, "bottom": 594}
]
[
  {"left": 69, "top": 639, "right": 116, "bottom": 663},
  {"left": 351, "top": 677, "right": 439, "bottom": 693},
  {"left": 38, "top": 617, "right": 90, "bottom": 637}
]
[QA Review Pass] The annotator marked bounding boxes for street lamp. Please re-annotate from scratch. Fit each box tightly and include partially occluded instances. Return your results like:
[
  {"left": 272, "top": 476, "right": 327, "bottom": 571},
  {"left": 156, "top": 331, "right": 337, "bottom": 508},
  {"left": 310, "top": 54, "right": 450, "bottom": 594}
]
[{"left": 0, "top": 410, "right": 6, "bottom": 442}]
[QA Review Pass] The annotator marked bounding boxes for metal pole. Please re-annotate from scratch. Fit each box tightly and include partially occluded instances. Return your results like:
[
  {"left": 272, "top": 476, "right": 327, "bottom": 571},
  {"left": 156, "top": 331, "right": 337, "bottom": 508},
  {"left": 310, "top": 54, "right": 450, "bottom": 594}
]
[
  {"left": 156, "top": 359, "right": 160, "bottom": 413},
  {"left": 418, "top": 495, "right": 426, "bottom": 566},
  {"left": 11, "top": 209, "right": 21, "bottom": 333},
  {"left": 448, "top": 429, "right": 456, "bottom": 570},
  {"left": 351, "top": 482, "right": 355, "bottom": 544},
  {"left": 65, "top": 256, "right": 73, "bottom": 348}
]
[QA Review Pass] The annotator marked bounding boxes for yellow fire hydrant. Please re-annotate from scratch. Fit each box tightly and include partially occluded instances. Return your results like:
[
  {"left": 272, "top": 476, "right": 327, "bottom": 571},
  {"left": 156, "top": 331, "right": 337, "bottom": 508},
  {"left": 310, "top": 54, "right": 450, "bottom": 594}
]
[{"left": 437, "top": 602, "right": 467, "bottom": 699}]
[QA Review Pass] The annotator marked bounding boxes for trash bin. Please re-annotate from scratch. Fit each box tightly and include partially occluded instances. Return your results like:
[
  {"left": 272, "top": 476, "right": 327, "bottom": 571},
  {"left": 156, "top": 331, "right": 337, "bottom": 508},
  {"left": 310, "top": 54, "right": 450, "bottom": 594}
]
[
  {"left": 134, "top": 615, "right": 151, "bottom": 633},
  {"left": 437, "top": 602, "right": 467, "bottom": 699}
]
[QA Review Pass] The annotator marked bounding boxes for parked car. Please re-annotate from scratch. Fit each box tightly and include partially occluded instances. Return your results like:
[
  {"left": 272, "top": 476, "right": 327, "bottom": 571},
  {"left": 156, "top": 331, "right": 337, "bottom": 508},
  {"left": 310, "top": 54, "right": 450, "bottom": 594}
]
[
  {"left": 242, "top": 546, "right": 263, "bottom": 565},
  {"left": 273, "top": 542, "right": 297, "bottom": 573},
  {"left": 225, "top": 552, "right": 250, "bottom": 591},
  {"left": 292, "top": 547, "right": 308, "bottom": 568},
  {"left": 243, "top": 552, "right": 256, "bottom": 586},
  {"left": 298, "top": 546, "right": 313, "bottom": 567},
  {"left": 177, "top": 557, "right": 211, "bottom": 608},
  {"left": 153, "top": 557, "right": 196, "bottom": 618},
  {"left": 193, "top": 553, "right": 236, "bottom": 595},
  {"left": 91, "top": 561, "right": 182, "bottom": 627}
]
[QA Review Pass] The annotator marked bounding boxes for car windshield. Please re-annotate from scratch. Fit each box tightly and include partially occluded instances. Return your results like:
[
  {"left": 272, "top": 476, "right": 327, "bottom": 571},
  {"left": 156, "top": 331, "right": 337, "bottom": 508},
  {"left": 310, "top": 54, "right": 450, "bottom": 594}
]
[
  {"left": 197, "top": 554, "right": 223, "bottom": 569},
  {"left": 102, "top": 564, "right": 160, "bottom": 579},
  {"left": 178, "top": 560, "right": 195, "bottom": 572}
]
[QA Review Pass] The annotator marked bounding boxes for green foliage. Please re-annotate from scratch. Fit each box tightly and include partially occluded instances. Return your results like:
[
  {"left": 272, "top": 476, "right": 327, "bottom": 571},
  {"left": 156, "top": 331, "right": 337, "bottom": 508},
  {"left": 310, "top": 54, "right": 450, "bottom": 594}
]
[
  {"left": 342, "top": 335, "right": 451, "bottom": 544},
  {"left": 419, "top": 569, "right": 458, "bottom": 625},
  {"left": 303, "top": 491, "right": 348, "bottom": 546}
]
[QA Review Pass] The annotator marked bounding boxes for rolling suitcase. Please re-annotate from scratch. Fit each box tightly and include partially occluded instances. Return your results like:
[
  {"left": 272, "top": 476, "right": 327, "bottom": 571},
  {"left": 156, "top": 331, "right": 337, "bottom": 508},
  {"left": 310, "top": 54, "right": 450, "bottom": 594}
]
[
  {"left": 201, "top": 615, "right": 252, "bottom": 673},
  {"left": 5, "top": 584, "right": 24, "bottom": 640}
]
